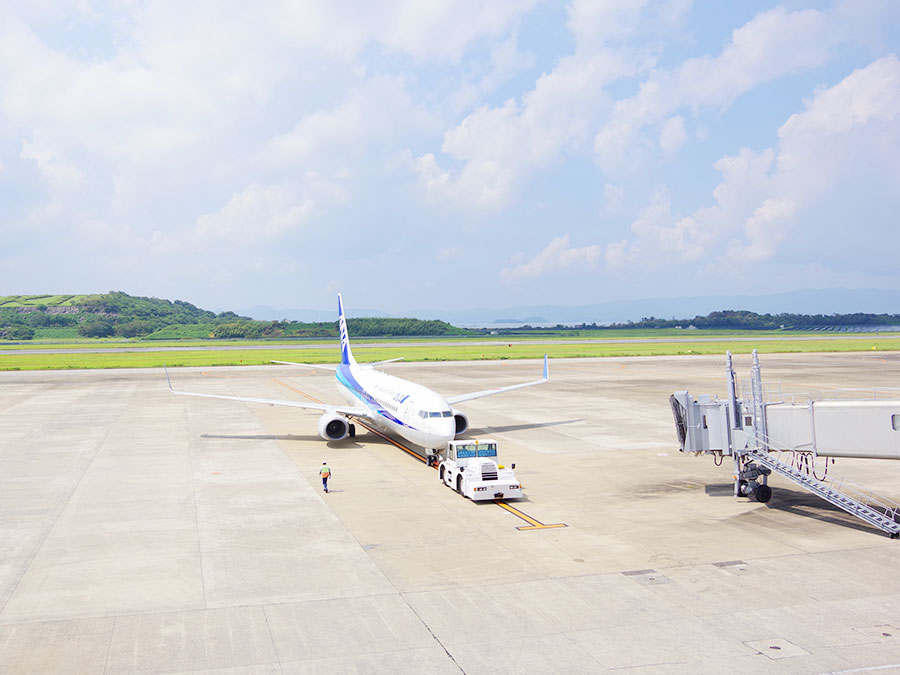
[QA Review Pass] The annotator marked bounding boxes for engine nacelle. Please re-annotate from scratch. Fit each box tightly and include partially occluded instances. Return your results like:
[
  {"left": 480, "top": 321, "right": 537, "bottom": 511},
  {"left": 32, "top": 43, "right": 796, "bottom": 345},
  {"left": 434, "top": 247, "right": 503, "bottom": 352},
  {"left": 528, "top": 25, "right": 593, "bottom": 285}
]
[
  {"left": 318, "top": 412, "right": 350, "bottom": 441},
  {"left": 452, "top": 409, "right": 469, "bottom": 436}
]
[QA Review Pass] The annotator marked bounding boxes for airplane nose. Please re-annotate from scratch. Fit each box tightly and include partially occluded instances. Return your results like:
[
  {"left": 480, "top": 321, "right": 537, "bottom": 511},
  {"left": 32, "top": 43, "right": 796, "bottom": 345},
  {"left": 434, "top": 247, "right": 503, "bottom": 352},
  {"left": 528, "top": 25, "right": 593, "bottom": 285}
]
[{"left": 425, "top": 418, "right": 455, "bottom": 446}]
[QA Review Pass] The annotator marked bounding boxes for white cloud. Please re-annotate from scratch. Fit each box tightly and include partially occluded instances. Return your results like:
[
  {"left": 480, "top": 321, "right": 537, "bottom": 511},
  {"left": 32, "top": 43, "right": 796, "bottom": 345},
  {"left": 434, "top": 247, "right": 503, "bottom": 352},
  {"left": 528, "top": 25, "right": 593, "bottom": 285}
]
[
  {"left": 628, "top": 55, "right": 900, "bottom": 269},
  {"left": 20, "top": 136, "right": 84, "bottom": 191},
  {"left": 602, "top": 183, "right": 625, "bottom": 213},
  {"left": 658, "top": 115, "right": 686, "bottom": 156},
  {"left": 0, "top": 1, "right": 534, "bottom": 211},
  {"left": 265, "top": 75, "right": 436, "bottom": 172},
  {"left": 775, "top": 54, "right": 900, "bottom": 195},
  {"left": 193, "top": 185, "right": 316, "bottom": 242},
  {"left": 370, "top": 0, "right": 540, "bottom": 61},
  {"left": 593, "top": 6, "right": 861, "bottom": 173},
  {"left": 567, "top": 0, "right": 691, "bottom": 49},
  {"left": 727, "top": 197, "right": 796, "bottom": 261},
  {"left": 567, "top": 0, "right": 652, "bottom": 47},
  {"left": 76, "top": 219, "right": 134, "bottom": 247},
  {"left": 415, "top": 49, "right": 641, "bottom": 208},
  {"left": 628, "top": 186, "right": 673, "bottom": 237},
  {"left": 501, "top": 234, "right": 605, "bottom": 281},
  {"left": 437, "top": 246, "right": 462, "bottom": 261},
  {"left": 604, "top": 239, "right": 638, "bottom": 269}
]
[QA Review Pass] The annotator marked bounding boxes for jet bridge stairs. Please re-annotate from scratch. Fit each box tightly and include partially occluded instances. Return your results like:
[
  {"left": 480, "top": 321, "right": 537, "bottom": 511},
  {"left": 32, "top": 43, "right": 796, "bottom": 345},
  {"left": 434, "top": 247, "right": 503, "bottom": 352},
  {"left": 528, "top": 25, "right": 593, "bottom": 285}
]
[
  {"left": 670, "top": 350, "right": 900, "bottom": 538},
  {"left": 740, "top": 445, "right": 900, "bottom": 537}
]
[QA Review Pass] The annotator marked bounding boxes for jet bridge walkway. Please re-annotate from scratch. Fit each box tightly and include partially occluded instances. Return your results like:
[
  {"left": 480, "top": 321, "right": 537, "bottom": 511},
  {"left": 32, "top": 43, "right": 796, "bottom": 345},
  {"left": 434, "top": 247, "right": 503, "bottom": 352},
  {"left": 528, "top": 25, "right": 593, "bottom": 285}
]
[{"left": 670, "top": 350, "right": 900, "bottom": 537}]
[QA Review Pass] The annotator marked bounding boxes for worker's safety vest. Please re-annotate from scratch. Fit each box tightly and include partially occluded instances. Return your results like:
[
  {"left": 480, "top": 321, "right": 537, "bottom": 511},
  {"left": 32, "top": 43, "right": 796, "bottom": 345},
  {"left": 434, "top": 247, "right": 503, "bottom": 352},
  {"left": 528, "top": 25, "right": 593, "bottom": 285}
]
[{"left": 320, "top": 467, "right": 331, "bottom": 478}]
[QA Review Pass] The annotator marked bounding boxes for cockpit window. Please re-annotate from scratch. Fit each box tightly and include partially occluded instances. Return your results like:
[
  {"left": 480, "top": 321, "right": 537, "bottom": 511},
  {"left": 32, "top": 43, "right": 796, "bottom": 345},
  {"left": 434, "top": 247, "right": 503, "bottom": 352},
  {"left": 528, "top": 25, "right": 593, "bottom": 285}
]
[
  {"left": 428, "top": 411, "right": 442, "bottom": 418},
  {"left": 442, "top": 411, "right": 452, "bottom": 417}
]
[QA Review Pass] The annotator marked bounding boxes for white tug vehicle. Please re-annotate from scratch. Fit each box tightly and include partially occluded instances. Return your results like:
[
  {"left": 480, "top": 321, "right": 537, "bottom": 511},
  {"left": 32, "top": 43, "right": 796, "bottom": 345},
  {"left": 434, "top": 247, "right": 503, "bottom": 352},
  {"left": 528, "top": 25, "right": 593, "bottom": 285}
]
[{"left": 437, "top": 439, "right": 523, "bottom": 501}]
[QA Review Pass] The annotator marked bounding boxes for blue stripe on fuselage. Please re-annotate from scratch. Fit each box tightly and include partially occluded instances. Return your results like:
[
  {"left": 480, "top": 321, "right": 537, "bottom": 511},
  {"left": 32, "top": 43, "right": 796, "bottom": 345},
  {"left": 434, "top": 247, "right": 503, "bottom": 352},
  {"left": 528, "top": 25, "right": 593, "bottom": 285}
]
[{"left": 336, "top": 364, "right": 418, "bottom": 430}]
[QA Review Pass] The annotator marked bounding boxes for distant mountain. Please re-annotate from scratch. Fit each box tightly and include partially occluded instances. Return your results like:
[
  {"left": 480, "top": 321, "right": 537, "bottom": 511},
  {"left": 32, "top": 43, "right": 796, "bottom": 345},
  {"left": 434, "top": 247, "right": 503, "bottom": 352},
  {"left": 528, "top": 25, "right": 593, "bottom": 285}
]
[
  {"left": 492, "top": 316, "right": 549, "bottom": 324},
  {"left": 411, "top": 288, "right": 900, "bottom": 325},
  {"left": 239, "top": 288, "right": 898, "bottom": 326},
  {"left": 236, "top": 305, "right": 389, "bottom": 321}
]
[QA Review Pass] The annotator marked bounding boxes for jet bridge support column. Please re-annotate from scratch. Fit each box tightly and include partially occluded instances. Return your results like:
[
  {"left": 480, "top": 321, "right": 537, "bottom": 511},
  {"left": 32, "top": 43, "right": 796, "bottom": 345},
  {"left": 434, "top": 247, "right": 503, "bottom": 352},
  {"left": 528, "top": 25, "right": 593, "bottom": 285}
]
[
  {"left": 727, "top": 351, "right": 743, "bottom": 498},
  {"left": 733, "top": 350, "right": 772, "bottom": 502}
]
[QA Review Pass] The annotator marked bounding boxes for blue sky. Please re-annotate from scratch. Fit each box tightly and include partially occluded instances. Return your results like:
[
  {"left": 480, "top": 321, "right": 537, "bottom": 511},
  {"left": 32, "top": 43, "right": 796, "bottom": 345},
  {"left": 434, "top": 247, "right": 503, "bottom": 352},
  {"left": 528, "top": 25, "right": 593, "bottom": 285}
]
[{"left": 1, "top": 1, "right": 898, "bottom": 315}]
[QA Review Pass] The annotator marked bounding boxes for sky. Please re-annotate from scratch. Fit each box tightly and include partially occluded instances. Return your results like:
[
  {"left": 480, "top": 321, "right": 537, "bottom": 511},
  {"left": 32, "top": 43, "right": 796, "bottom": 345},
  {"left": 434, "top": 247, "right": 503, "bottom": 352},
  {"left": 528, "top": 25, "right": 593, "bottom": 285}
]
[{"left": 1, "top": 1, "right": 899, "bottom": 316}]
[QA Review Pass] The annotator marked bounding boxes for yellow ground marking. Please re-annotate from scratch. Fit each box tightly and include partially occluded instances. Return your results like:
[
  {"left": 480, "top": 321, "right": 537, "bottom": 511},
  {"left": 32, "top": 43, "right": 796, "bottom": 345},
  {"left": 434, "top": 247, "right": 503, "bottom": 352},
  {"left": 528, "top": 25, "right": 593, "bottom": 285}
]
[{"left": 496, "top": 501, "right": 568, "bottom": 530}]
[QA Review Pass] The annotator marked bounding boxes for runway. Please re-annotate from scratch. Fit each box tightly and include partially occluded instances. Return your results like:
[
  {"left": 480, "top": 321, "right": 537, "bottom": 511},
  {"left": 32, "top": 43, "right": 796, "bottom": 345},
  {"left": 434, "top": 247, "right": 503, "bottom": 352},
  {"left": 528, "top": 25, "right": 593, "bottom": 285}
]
[
  {"left": 2, "top": 331, "right": 899, "bottom": 356},
  {"left": 1, "top": 353, "right": 899, "bottom": 673}
]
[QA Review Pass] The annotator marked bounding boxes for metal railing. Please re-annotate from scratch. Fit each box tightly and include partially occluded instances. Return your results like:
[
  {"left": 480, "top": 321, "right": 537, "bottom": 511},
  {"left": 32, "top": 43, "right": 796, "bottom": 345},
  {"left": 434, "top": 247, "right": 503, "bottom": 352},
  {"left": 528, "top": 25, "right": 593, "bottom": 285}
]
[{"left": 743, "top": 431, "right": 900, "bottom": 534}]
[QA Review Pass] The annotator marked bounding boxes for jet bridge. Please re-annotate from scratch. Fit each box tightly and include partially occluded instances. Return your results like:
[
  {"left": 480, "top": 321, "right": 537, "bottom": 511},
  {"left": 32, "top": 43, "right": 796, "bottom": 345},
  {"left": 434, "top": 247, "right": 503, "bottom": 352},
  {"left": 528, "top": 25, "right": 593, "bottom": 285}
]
[{"left": 670, "top": 350, "right": 900, "bottom": 537}]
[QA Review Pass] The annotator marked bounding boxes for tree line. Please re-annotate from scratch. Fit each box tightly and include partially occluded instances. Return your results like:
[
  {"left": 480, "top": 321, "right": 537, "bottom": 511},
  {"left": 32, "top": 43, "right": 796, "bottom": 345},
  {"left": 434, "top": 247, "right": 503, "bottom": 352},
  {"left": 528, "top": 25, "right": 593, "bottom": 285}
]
[
  {"left": 0, "top": 292, "right": 466, "bottom": 340},
  {"left": 608, "top": 310, "right": 900, "bottom": 330}
]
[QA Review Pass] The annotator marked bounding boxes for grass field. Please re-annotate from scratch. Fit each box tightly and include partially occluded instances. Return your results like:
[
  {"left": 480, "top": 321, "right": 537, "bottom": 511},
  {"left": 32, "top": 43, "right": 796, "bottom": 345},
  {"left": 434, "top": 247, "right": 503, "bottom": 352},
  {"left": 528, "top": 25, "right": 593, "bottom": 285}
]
[
  {"left": 0, "top": 294, "right": 91, "bottom": 307},
  {"left": 1, "top": 336, "right": 898, "bottom": 371}
]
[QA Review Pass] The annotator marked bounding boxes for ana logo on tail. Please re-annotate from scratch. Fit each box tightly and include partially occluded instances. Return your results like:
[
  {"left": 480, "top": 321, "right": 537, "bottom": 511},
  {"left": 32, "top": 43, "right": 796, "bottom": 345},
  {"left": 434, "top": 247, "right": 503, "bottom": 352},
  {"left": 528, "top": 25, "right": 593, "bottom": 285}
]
[{"left": 337, "top": 293, "right": 356, "bottom": 365}]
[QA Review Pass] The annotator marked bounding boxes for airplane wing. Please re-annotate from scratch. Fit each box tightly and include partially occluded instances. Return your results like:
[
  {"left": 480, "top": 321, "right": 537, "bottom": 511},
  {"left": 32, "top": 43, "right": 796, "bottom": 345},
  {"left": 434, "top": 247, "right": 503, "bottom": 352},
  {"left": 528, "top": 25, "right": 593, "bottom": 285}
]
[
  {"left": 271, "top": 357, "right": 403, "bottom": 369},
  {"left": 445, "top": 354, "right": 549, "bottom": 405},
  {"left": 165, "top": 366, "right": 370, "bottom": 417},
  {"left": 271, "top": 360, "right": 336, "bottom": 371}
]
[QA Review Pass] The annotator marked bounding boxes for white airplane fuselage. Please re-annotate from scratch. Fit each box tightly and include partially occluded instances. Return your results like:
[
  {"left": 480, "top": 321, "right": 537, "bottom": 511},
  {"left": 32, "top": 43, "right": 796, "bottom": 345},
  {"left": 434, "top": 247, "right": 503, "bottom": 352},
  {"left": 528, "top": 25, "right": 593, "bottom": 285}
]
[{"left": 336, "top": 363, "right": 456, "bottom": 449}]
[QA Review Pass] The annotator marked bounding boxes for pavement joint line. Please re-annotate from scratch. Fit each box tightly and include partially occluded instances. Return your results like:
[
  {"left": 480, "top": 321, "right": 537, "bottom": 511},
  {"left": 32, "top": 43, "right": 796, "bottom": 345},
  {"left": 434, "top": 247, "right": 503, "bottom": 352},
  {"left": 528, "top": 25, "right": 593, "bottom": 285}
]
[
  {"left": 0, "top": 384, "right": 134, "bottom": 618},
  {"left": 819, "top": 665, "right": 900, "bottom": 674},
  {"left": 271, "top": 377, "right": 567, "bottom": 530},
  {"left": 261, "top": 605, "right": 284, "bottom": 673},
  {"left": 399, "top": 594, "right": 467, "bottom": 674},
  {"left": 184, "top": 390, "right": 209, "bottom": 611},
  {"left": 102, "top": 616, "right": 117, "bottom": 675}
]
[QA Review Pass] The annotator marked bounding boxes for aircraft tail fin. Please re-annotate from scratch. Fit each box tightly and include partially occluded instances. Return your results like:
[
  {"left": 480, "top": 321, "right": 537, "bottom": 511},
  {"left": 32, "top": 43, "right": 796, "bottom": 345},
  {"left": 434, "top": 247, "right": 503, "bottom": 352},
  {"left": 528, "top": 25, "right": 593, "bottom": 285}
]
[{"left": 337, "top": 293, "right": 357, "bottom": 365}]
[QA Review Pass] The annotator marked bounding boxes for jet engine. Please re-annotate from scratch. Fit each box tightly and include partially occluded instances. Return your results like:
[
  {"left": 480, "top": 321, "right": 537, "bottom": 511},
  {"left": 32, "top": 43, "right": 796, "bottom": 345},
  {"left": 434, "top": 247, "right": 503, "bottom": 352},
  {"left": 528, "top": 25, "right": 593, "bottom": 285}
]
[
  {"left": 451, "top": 409, "right": 469, "bottom": 436},
  {"left": 317, "top": 412, "right": 354, "bottom": 441}
]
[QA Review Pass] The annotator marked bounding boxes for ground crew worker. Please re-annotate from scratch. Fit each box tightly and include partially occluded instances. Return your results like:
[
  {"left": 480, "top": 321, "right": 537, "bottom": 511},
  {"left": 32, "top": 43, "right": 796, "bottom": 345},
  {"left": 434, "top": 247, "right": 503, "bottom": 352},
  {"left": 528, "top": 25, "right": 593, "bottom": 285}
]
[{"left": 320, "top": 462, "right": 331, "bottom": 493}]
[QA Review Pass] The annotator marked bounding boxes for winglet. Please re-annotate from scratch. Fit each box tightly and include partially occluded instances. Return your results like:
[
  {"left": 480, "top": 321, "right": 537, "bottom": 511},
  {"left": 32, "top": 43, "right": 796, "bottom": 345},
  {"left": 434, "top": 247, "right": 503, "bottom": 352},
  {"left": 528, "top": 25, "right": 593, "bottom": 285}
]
[
  {"left": 164, "top": 364, "right": 175, "bottom": 392},
  {"left": 543, "top": 353, "right": 549, "bottom": 381},
  {"left": 337, "top": 293, "right": 357, "bottom": 366}
]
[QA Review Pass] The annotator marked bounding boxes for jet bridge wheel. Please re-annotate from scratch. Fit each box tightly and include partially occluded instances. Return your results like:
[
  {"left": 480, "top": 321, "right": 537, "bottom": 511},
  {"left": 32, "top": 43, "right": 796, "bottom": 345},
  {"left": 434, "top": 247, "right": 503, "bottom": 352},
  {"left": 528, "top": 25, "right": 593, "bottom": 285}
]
[{"left": 754, "top": 484, "right": 772, "bottom": 503}]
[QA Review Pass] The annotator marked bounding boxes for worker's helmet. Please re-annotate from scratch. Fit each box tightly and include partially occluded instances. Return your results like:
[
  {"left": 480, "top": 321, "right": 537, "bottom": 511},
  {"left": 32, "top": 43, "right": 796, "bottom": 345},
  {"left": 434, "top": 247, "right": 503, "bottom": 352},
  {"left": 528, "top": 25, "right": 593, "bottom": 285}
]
[{"left": 322, "top": 461, "right": 327, "bottom": 465}]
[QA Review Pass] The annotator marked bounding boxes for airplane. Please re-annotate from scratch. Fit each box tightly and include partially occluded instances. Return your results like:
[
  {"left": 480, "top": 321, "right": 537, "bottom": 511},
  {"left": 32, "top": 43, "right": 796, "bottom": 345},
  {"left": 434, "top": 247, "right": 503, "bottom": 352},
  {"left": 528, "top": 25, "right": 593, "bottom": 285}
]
[{"left": 166, "top": 294, "right": 549, "bottom": 453}]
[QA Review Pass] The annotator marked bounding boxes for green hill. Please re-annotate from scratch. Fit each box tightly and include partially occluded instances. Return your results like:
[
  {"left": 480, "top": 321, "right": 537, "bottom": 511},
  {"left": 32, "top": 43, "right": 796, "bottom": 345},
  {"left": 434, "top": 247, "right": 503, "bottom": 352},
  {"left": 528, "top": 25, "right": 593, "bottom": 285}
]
[{"left": 0, "top": 292, "right": 467, "bottom": 341}]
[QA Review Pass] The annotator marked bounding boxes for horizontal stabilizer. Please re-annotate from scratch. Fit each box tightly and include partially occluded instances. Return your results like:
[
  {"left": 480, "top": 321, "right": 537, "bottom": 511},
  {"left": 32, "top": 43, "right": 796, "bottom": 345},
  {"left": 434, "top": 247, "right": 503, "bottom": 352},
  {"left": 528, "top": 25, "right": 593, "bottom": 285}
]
[{"left": 365, "top": 357, "right": 404, "bottom": 367}]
